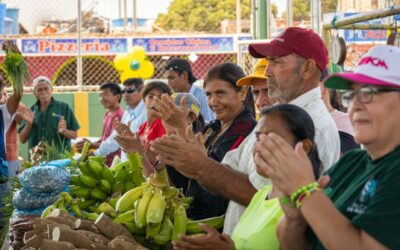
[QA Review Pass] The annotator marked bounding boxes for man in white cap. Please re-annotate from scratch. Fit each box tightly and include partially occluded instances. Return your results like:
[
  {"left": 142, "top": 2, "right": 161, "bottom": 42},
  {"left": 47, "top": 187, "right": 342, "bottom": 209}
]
[{"left": 18, "top": 76, "right": 80, "bottom": 153}]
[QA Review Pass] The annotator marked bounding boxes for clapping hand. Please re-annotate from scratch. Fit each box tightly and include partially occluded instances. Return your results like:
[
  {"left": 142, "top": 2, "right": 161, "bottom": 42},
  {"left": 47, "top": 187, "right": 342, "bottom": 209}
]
[{"left": 16, "top": 105, "right": 34, "bottom": 125}]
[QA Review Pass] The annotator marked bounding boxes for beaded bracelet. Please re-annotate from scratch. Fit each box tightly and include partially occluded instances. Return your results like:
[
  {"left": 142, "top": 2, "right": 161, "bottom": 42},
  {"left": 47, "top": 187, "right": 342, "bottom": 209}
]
[
  {"left": 290, "top": 182, "right": 320, "bottom": 204},
  {"left": 294, "top": 186, "right": 321, "bottom": 208}
]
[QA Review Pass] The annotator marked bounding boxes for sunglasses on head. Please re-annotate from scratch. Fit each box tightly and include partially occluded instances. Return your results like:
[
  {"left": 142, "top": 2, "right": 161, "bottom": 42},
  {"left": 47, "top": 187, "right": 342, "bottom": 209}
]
[{"left": 122, "top": 88, "right": 139, "bottom": 94}]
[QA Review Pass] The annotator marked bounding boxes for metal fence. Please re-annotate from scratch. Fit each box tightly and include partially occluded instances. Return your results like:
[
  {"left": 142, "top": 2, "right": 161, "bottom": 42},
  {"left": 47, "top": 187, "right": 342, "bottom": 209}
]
[{"left": 0, "top": 0, "right": 399, "bottom": 90}]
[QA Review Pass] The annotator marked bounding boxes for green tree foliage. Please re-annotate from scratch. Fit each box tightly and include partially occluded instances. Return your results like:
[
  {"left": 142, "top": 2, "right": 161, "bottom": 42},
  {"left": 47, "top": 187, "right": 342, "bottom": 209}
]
[
  {"left": 293, "top": 0, "right": 338, "bottom": 21},
  {"left": 155, "top": 0, "right": 251, "bottom": 32}
]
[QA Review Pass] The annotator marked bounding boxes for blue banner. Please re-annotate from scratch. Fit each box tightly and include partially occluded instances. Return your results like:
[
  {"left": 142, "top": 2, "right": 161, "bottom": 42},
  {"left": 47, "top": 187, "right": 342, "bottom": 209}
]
[
  {"left": 132, "top": 37, "right": 234, "bottom": 53},
  {"left": 21, "top": 38, "right": 128, "bottom": 54},
  {"left": 343, "top": 13, "right": 387, "bottom": 42}
]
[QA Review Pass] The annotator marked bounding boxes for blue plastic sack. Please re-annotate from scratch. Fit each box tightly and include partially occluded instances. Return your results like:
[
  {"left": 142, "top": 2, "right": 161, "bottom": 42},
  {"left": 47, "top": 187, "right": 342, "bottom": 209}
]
[
  {"left": 13, "top": 207, "right": 47, "bottom": 217},
  {"left": 19, "top": 160, "right": 70, "bottom": 194},
  {"left": 13, "top": 189, "right": 60, "bottom": 210}
]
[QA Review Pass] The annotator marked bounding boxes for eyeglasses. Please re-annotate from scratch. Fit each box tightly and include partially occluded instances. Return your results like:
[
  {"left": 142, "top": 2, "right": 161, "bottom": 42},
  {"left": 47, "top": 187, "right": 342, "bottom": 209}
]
[
  {"left": 122, "top": 88, "right": 139, "bottom": 94},
  {"left": 341, "top": 86, "right": 400, "bottom": 107}
]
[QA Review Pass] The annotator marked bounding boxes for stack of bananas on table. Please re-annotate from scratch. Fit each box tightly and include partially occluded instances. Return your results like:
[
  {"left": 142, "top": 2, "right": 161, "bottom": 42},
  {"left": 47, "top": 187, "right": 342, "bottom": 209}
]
[
  {"left": 42, "top": 142, "right": 224, "bottom": 248},
  {"left": 111, "top": 166, "right": 225, "bottom": 247}
]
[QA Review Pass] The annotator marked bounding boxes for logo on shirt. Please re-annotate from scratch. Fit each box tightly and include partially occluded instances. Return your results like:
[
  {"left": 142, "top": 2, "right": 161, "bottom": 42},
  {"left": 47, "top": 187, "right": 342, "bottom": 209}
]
[{"left": 346, "top": 179, "right": 377, "bottom": 214}]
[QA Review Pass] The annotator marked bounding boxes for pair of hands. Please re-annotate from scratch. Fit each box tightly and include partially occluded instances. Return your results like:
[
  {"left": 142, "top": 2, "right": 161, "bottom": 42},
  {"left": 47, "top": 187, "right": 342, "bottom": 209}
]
[
  {"left": 150, "top": 125, "right": 208, "bottom": 180},
  {"left": 253, "top": 132, "right": 330, "bottom": 221},
  {"left": 152, "top": 93, "right": 192, "bottom": 139},
  {"left": 172, "top": 224, "right": 235, "bottom": 250},
  {"left": 16, "top": 105, "right": 67, "bottom": 134},
  {"left": 113, "top": 119, "right": 145, "bottom": 155}
]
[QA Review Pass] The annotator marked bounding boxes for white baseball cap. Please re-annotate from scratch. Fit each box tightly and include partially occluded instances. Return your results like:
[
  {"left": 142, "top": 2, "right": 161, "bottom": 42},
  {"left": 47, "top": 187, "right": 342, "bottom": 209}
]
[
  {"left": 324, "top": 45, "right": 400, "bottom": 89},
  {"left": 32, "top": 76, "right": 52, "bottom": 91}
]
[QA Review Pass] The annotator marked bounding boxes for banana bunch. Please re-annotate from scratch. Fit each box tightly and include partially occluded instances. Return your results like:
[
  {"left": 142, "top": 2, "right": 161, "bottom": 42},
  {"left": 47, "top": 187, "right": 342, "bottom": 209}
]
[
  {"left": 111, "top": 167, "right": 225, "bottom": 247},
  {"left": 41, "top": 192, "right": 83, "bottom": 219},
  {"left": 63, "top": 152, "right": 145, "bottom": 222}
]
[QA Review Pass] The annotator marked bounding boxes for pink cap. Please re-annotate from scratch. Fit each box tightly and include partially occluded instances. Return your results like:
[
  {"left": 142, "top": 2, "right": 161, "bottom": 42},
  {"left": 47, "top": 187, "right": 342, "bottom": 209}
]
[{"left": 325, "top": 45, "right": 400, "bottom": 89}]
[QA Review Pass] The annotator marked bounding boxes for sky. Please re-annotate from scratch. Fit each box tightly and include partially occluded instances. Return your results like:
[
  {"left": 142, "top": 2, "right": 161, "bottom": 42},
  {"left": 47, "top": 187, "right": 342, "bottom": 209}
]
[{"left": 95, "top": 0, "right": 286, "bottom": 20}]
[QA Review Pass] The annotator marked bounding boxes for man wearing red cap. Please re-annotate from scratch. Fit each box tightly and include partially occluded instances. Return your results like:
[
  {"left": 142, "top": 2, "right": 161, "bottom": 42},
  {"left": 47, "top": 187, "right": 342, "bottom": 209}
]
[
  {"left": 151, "top": 27, "right": 340, "bottom": 235},
  {"left": 249, "top": 27, "right": 340, "bottom": 168}
]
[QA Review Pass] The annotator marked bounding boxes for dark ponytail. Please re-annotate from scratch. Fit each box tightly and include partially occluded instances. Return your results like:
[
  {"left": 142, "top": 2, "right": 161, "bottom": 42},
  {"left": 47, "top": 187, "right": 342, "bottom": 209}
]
[{"left": 260, "top": 104, "right": 323, "bottom": 178}]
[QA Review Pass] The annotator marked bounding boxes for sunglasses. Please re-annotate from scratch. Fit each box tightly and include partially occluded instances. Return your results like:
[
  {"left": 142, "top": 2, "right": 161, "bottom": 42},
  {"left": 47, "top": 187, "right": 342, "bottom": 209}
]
[{"left": 122, "top": 88, "right": 139, "bottom": 94}]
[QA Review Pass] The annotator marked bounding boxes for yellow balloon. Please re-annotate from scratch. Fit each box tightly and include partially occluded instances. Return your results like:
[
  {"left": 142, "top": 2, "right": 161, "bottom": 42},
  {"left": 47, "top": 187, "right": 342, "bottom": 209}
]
[
  {"left": 114, "top": 53, "right": 131, "bottom": 71},
  {"left": 130, "top": 46, "right": 146, "bottom": 61},
  {"left": 139, "top": 60, "right": 155, "bottom": 79},
  {"left": 120, "top": 69, "right": 141, "bottom": 83}
]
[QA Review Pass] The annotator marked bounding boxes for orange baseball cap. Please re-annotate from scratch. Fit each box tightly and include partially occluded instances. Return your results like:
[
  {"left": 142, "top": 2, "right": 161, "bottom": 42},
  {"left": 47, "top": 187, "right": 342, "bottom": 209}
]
[{"left": 236, "top": 59, "right": 268, "bottom": 86}]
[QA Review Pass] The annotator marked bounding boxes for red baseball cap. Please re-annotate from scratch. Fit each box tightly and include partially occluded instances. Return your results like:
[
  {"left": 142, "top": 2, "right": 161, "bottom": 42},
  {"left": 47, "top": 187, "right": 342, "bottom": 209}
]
[{"left": 249, "top": 27, "right": 329, "bottom": 71}]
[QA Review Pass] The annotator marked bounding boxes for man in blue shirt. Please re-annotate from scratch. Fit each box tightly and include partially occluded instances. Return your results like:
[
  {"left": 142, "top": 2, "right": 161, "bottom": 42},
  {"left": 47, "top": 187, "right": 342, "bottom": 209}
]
[
  {"left": 92, "top": 78, "right": 147, "bottom": 161},
  {"left": 165, "top": 58, "right": 215, "bottom": 123}
]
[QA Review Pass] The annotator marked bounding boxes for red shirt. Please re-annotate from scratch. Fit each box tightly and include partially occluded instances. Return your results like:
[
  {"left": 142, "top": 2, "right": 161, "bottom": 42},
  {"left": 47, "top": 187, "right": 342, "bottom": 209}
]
[
  {"left": 102, "top": 107, "right": 124, "bottom": 166},
  {"left": 138, "top": 118, "right": 166, "bottom": 150}
]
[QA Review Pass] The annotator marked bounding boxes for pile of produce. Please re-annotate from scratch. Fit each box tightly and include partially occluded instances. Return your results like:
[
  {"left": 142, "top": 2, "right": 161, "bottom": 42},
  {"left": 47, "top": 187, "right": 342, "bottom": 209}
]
[
  {"left": 2, "top": 40, "right": 30, "bottom": 95},
  {"left": 13, "top": 159, "right": 70, "bottom": 216},
  {"left": 25, "top": 208, "right": 147, "bottom": 250},
  {"left": 7, "top": 141, "right": 225, "bottom": 249}
]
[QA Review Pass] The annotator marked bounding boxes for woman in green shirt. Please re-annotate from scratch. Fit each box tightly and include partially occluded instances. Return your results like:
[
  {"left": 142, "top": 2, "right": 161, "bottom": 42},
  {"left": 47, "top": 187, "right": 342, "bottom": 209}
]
[
  {"left": 172, "top": 103, "right": 323, "bottom": 250},
  {"left": 255, "top": 45, "right": 400, "bottom": 250}
]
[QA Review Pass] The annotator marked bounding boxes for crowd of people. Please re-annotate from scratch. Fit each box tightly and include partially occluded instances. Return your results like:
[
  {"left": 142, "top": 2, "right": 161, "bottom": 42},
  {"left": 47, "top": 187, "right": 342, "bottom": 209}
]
[{"left": 0, "top": 26, "right": 399, "bottom": 249}]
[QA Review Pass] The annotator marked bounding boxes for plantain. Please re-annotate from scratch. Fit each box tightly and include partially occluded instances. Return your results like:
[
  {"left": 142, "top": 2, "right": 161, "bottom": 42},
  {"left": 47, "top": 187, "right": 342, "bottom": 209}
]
[
  {"left": 112, "top": 181, "right": 124, "bottom": 194},
  {"left": 127, "top": 152, "right": 145, "bottom": 186},
  {"left": 134, "top": 187, "right": 154, "bottom": 228},
  {"left": 99, "top": 179, "right": 112, "bottom": 194},
  {"left": 111, "top": 160, "right": 130, "bottom": 173},
  {"left": 88, "top": 155, "right": 106, "bottom": 165},
  {"left": 171, "top": 204, "right": 187, "bottom": 241},
  {"left": 146, "top": 188, "right": 166, "bottom": 224},
  {"left": 77, "top": 198, "right": 96, "bottom": 210},
  {"left": 186, "top": 215, "right": 225, "bottom": 234},
  {"left": 41, "top": 204, "right": 57, "bottom": 218},
  {"left": 116, "top": 185, "right": 146, "bottom": 213},
  {"left": 91, "top": 188, "right": 107, "bottom": 200},
  {"left": 113, "top": 209, "right": 135, "bottom": 224},
  {"left": 83, "top": 211, "right": 99, "bottom": 222},
  {"left": 96, "top": 202, "right": 115, "bottom": 215},
  {"left": 153, "top": 216, "right": 173, "bottom": 246},
  {"left": 71, "top": 186, "right": 92, "bottom": 199},
  {"left": 113, "top": 166, "right": 128, "bottom": 183},
  {"left": 80, "top": 141, "right": 91, "bottom": 161},
  {"left": 79, "top": 175, "right": 98, "bottom": 188},
  {"left": 70, "top": 174, "right": 83, "bottom": 186},
  {"left": 70, "top": 200, "right": 83, "bottom": 218},
  {"left": 101, "top": 165, "right": 115, "bottom": 184},
  {"left": 146, "top": 222, "right": 162, "bottom": 239},
  {"left": 77, "top": 161, "right": 93, "bottom": 176},
  {"left": 87, "top": 160, "right": 103, "bottom": 178}
]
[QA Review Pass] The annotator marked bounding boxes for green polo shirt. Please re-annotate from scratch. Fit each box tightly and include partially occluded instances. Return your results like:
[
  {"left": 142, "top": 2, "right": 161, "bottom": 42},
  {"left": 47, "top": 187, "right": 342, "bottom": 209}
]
[
  {"left": 19, "top": 97, "right": 80, "bottom": 154},
  {"left": 310, "top": 146, "right": 400, "bottom": 250}
]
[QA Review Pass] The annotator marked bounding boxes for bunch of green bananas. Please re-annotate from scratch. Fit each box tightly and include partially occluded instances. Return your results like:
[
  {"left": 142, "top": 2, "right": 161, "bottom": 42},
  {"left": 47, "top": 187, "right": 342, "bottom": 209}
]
[
  {"left": 111, "top": 168, "right": 225, "bottom": 247},
  {"left": 41, "top": 192, "right": 83, "bottom": 218},
  {"left": 66, "top": 152, "right": 145, "bottom": 220}
]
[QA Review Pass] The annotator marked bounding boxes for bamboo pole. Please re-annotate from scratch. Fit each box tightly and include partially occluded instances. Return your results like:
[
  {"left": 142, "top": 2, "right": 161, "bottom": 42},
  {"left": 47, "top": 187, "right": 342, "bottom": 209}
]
[{"left": 323, "top": 5, "right": 400, "bottom": 29}]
